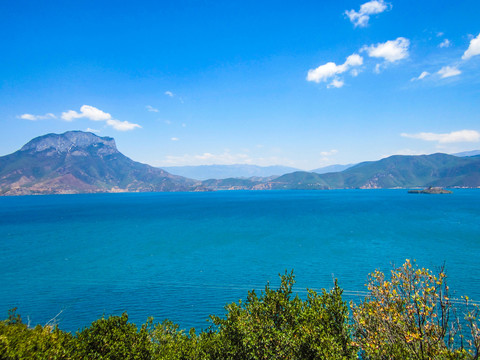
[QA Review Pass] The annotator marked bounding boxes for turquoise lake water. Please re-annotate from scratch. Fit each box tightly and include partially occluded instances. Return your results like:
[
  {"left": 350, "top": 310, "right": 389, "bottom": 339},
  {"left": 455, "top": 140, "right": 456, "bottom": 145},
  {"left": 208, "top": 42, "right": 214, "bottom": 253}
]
[{"left": 1, "top": 190, "right": 479, "bottom": 332}]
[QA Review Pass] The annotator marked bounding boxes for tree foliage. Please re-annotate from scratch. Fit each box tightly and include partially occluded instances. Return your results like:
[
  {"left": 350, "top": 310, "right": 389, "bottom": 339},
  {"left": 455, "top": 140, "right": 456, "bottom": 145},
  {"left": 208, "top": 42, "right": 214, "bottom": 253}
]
[
  {"left": 74, "top": 312, "right": 152, "bottom": 359},
  {"left": 351, "top": 259, "right": 480, "bottom": 359},
  {"left": 210, "top": 270, "right": 355, "bottom": 360},
  {"left": 0, "top": 308, "right": 74, "bottom": 359}
]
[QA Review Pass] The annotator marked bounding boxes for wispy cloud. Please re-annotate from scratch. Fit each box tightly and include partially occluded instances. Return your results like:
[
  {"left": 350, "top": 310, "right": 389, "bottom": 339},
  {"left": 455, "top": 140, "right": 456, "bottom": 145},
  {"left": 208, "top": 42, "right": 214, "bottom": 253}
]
[
  {"left": 307, "top": 53, "right": 363, "bottom": 88},
  {"left": 386, "top": 149, "right": 428, "bottom": 157},
  {"left": 86, "top": 128, "right": 100, "bottom": 133},
  {"left": 439, "top": 39, "right": 451, "bottom": 48},
  {"left": 106, "top": 119, "right": 141, "bottom": 131},
  {"left": 411, "top": 71, "right": 430, "bottom": 81},
  {"left": 61, "top": 105, "right": 141, "bottom": 131},
  {"left": 146, "top": 105, "right": 159, "bottom": 112},
  {"left": 437, "top": 66, "right": 461, "bottom": 78},
  {"left": 363, "top": 37, "right": 410, "bottom": 63},
  {"left": 171, "top": 137, "right": 179, "bottom": 141},
  {"left": 462, "top": 33, "right": 480, "bottom": 60},
  {"left": 320, "top": 149, "right": 338, "bottom": 157},
  {"left": 163, "top": 151, "right": 252, "bottom": 166},
  {"left": 17, "top": 113, "right": 56, "bottom": 121},
  {"left": 345, "top": 0, "right": 391, "bottom": 28},
  {"left": 165, "top": 91, "right": 174, "bottom": 97},
  {"left": 401, "top": 130, "right": 480, "bottom": 143}
]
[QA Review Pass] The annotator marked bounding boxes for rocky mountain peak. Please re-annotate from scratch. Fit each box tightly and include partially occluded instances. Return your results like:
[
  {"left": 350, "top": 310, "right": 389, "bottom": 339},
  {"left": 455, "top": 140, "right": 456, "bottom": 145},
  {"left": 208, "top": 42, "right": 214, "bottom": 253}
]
[{"left": 20, "top": 131, "right": 118, "bottom": 155}]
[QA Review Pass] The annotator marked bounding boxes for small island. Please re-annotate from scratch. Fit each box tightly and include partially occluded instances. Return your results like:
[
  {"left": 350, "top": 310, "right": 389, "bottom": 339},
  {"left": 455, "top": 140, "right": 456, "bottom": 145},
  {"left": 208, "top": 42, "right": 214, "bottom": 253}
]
[{"left": 408, "top": 187, "right": 453, "bottom": 194}]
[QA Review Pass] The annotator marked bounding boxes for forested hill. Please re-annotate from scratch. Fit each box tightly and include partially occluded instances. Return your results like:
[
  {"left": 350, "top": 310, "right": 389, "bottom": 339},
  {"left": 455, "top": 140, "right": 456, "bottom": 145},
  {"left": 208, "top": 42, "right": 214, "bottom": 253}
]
[{"left": 265, "top": 153, "right": 480, "bottom": 190}]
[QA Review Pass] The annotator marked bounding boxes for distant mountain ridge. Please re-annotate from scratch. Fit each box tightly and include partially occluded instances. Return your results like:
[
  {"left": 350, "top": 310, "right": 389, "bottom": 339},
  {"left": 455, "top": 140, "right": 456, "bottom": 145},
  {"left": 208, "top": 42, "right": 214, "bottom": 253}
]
[
  {"left": 310, "top": 164, "right": 354, "bottom": 174},
  {"left": 264, "top": 153, "right": 480, "bottom": 190},
  {"left": 161, "top": 164, "right": 300, "bottom": 180},
  {"left": 452, "top": 150, "right": 480, "bottom": 157},
  {"left": 0, "top": 131, "right": 199, "bottom": 195},
  {"left": 19, "top": 131, "right": 118, "bottom": 155}
]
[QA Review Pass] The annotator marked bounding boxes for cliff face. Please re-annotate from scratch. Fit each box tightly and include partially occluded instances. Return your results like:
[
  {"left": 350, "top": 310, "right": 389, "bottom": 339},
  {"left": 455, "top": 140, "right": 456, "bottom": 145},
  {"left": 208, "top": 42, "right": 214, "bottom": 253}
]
[
  {"left": 19, "top": 131, "right": 118, "bottom": 155},
  {"left": 0, "top": 131, "right": 198, "bottom": 195}
]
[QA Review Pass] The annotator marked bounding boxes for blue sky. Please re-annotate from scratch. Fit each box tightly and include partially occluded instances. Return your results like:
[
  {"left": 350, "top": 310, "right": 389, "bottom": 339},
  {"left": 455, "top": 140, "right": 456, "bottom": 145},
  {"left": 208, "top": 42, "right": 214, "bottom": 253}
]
[{"left": 1, "top": 0, "right": 479, "bottom": 170}]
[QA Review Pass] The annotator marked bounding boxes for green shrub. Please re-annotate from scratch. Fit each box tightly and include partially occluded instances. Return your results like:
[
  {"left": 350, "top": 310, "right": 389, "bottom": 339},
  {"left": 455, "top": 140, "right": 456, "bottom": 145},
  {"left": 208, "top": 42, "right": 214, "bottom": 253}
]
[
  {"left": 210, "top": 270, "right": 356, "bottom": 360},
  {"left": 0, "top": 308, "right": 74, "bottom": 359},
  {"left": 74, "top": 312, "right": 152, "bottom": 359}
]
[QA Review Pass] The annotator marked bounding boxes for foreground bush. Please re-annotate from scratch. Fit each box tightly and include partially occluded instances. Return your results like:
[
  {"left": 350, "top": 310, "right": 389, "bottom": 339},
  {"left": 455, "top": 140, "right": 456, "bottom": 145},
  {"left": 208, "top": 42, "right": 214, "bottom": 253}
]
[
  {"left": 1, "top": 261, "right": 479, "bottom": 359},
  {"left": 0, "top": 308, "right": 74, "bottom": 359},
  {"left": 351, "top": 260, "right": 480, "bottom": 359},
  {"left": 210, "top": 270, "right": 355, "bottom": 359},
  {"left": 74, "top": 312, "right": 152, "bottom": 359}
]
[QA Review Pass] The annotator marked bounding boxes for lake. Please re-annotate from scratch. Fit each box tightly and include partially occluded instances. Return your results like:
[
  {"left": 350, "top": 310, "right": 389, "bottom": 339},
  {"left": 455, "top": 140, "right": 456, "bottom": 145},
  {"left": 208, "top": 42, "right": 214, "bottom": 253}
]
[{"left": 1, "top": 189, "right": 479, "bottom": 332}]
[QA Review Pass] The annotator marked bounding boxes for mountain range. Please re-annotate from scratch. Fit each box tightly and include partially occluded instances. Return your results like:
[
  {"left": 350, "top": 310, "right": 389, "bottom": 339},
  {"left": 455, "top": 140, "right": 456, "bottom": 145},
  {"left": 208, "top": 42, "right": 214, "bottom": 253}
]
[
  {"left": 162, "top": 163, "right": 356, "bottom": 180},
  {"left": 264, "top": 153, "right": 480, "bottom": 190},
  {"left": 0, "top": 131, "right": 479, "bottom": 195},
  {"left": 161, "top": 164, "right": 300, "bottom": 180}
]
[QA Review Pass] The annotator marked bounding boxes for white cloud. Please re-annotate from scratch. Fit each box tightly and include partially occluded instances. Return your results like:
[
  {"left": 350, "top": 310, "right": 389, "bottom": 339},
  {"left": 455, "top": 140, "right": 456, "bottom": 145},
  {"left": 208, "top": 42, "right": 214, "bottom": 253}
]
[
  {"left": 462, "top": 33, "right": 480, "bottom": 60},
  {"left": 165, "top": 91, "right": 174, "bottom": 97},
  {"left": 62, "top": 105, "right": 111, "bottom": 122},
  {"left": 163, "top": 151, "right": 253, "bottom": 166},
  {"left": 146, "top": 105, "right": 159, "bottom": 112},
  {"left": 439, "top": 39, "right": 451, "bottom": 48},
  {"left": 19, "top": 114, "right": 37, "bottom": 121},
  {"left": 307, "top": 62, "right": 340, "bottom": 83},
  {"left": 401, "top": 130, "right": 480, "bottom": 143},
  {"left": 106, "top": 119, "right": 141, "bottom": 131},
  {"left": 320, "top": 149, "right": 338, "bottom": 156},
  {"left": 345, "top": 0, "right": 391, "bottom": 28},
  {"left": 17, "top": 113, "right": 56, "bottom": 121},
  {"left": 363, "top": 37, "right": 410, "bottom": 62},
  {"left": 344, "top": 53, "right": 364, "bottom": 67},
  {"left": 61, "top": 105, "right": 141, "bottom": 131},
  {"left": 411, "top": 71, "right": 430, "bottom": 81},
  {"left": 86, "top": 128, "right": 100, "bottom": 133},
  {"left": 418, "top": 71, "right": 430, "bottom": 79},
  {"left": 171, "top": 137, "right": 179, "bottom": 141},
  {"left": 307, "top": 53, "right": 363, "bottom": 86},
  {"left": 389, "top": 149, "right": 428, "bottom": 156},
  {"left": 328, "top": 78, "right": 344, "bottom": 88},
  {"left": 61, "top": 110, "right": 81, "bottom": 122},
  {"left": 437, "top": 66, "right": 461, "bottom": 78},
  {"left": 159, "top": 151, "right": 299, "bottom": 167}
]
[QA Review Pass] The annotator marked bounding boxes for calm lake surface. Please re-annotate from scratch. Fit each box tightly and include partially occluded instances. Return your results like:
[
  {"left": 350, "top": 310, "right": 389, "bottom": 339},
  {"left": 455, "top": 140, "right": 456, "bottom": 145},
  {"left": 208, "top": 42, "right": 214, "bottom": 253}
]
[{"left": 1, "top": 190, "right": 479, "bottom": 332}]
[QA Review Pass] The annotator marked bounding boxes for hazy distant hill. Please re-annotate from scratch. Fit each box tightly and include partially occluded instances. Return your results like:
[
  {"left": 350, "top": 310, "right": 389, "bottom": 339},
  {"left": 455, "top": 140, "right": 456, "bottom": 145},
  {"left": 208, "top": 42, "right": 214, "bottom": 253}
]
[
  {"left": 310, "top": 164, "right": 354, "bottom": 174},
  {"left": 0, "top": 131, "right": 199, "bottom": 195},
  {"left": 452, "top": 150, "right": 480, "bottom": 157},
  {"left": 161, "top": 164, "right": 300, "bottom": 180},
  {"left": 268, "top": 153, "right": 480, "bottom": 190}
]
